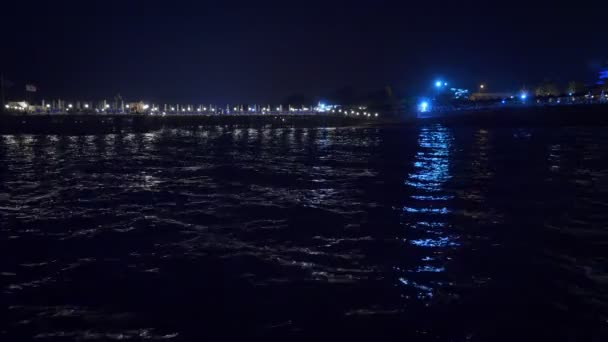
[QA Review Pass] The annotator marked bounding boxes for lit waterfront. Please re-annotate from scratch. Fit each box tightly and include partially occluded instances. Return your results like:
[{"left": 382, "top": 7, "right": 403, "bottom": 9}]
[{"left": 3, "top": 100, "right": 380, "bottom": 118}]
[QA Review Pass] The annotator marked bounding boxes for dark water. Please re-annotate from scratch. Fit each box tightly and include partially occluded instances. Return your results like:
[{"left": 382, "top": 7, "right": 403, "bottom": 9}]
[{"left": 1, "top": 125, "right": 607, "bottom": 341}]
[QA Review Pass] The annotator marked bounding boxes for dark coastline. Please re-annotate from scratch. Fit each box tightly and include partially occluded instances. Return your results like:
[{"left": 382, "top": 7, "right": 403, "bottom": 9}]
[
  {"left": 0, "top": 104, "right": 607, "bottom": 134},
  {"left": 421, "top": 103, "right": 608, "bottom": 126},
  {"left": 0, "top": 113, "right": 376, "bottom": 135}
]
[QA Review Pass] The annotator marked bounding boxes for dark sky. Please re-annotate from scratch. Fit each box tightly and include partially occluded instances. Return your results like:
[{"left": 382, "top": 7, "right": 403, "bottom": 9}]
[{"left": 1, "top": 0, "right": 607, "bottom": 103}]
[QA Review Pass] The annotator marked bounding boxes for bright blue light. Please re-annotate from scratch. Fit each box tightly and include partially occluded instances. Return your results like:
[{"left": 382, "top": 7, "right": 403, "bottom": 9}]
[
  {"left": 501, "top": 100, "right": 506, "bottom": 104},
  {"left": 520, "top": 93, "right": 527, "bottom": 100},
  {"left": 418, "top": 101, "right": 429, "bottom": 112},
  {"left": 444, "top": 82, "right": 448, "bottom": 86},
  {"left": 435, "top": 81, "right": 442, "bottom": 88},
  {"left": 568, "top": 93, "right": 573, "bottom": 96}
]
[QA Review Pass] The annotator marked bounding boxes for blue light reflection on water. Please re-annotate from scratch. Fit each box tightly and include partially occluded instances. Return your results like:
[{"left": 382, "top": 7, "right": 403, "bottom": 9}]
[{"left": 398, "top": 125, "right": 459, "bottom": 300}]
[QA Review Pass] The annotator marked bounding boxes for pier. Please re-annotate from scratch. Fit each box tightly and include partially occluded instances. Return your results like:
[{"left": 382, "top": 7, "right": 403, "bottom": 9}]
[{"left": 0, "top": 113, "right": 378, "bottom": 134}]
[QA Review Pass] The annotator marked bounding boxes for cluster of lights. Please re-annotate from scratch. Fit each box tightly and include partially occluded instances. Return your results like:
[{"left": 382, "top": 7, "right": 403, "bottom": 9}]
[{"left": 4, "top": 99, "right": 386, "bottom": 118}]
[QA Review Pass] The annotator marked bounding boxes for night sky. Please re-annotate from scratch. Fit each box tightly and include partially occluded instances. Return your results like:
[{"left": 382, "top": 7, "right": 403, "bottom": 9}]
[{"left": 2, "top": 0, "right": 607, "bottom": 103}]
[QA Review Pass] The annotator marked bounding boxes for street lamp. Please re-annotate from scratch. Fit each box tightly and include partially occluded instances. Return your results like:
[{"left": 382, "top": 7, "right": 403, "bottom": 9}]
[{"left": 480, "top": 84, "right": 485, "bottom": 90}]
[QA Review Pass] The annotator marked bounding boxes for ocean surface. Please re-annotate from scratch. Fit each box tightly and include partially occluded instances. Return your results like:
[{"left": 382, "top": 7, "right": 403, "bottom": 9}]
[{"left": 1, "top": 125, "right": 607, "bottom": 341}]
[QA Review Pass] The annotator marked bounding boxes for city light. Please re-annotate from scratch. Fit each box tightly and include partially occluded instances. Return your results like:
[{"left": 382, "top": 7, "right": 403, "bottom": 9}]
[
  {"left": 480, "top": 84, "right": 485, "bottom": 89},
  {"left": 68, "top": 104, "right": 73, "bottom": 108},
  {"left": 5, "top": 104, "right": 9, "bottom": 108},
  {"left": 84, "top": 104, "right": 89, "bottom": 108},
  {"left": 418, "top": 101, "right": 429, "bottom": 112},
  {"left": 143, "top": 104, "right": 150, "bottom": 110},
  {"left": 46, "top": 104, "right": 51, "bottom": 108},
  {"left": 435, "top": 81, "right": 442, "bottom": 88},
  {"left": 520, "top": 93, "right": 528, "bottom": 100},
  {"left": 105, "top": 104, "right": 110, "bottom": 108}
]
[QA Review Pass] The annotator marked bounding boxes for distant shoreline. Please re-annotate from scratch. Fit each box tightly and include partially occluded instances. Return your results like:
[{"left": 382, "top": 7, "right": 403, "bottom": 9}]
[
  {"left": 0, "top": 113, "right": 379, "bottom": 134},
  {"left": 420, "top": 103, "right": 608, "bottom": 126},
  {"left": 0, "top": 104, "right": 607, "bottom": 134}
]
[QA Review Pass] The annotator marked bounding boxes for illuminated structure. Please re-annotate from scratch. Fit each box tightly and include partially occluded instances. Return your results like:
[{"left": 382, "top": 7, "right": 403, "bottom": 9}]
[{"left": 598, "top": 62, "right": 608, "bottom": 86}]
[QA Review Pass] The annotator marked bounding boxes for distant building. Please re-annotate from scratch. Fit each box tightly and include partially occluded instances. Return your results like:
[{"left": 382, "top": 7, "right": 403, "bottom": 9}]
[
  {"left": 125, "top": 101, "right": 149, "bottom": 113},
  {"left": 5, "top": 101, "right": 29, "bottom": 112}
]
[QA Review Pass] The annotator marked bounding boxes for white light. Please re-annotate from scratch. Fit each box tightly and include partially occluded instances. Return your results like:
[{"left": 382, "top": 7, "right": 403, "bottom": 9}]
[
  {"left": 84, "top": 104, "right": 89, "bottom": 108},
  {"left": 68, "top": 104, "right": 73, "bottom": 108},
  {"left": 46, "top": 104, "right": 50, "bottom": 108},
  {"left": 4, "top": 104, "right": 8, "bottom": 109},
  {"left": 480, "top": 84, "right": 485, "bottom": 89},
  {"left": 187, "top": 107, "right": 191, "bottom": 111},
  {"left": 171, "top": 107, "right": 175, "bottom": 111},
  {"left": 105, "top": 104, "right": 110, "bottom": 108},
  {"left": 143, "top": 104, "right": 150, "bottom": 110},
  {"left": 419, "top": 101, "right": 429, "bottom": 112},
  {"left": 375, "top": 113, "right": 378, "bottom": 117},
  {"left": 435, "top": 81, "right": 442, "bottom": 88}
]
